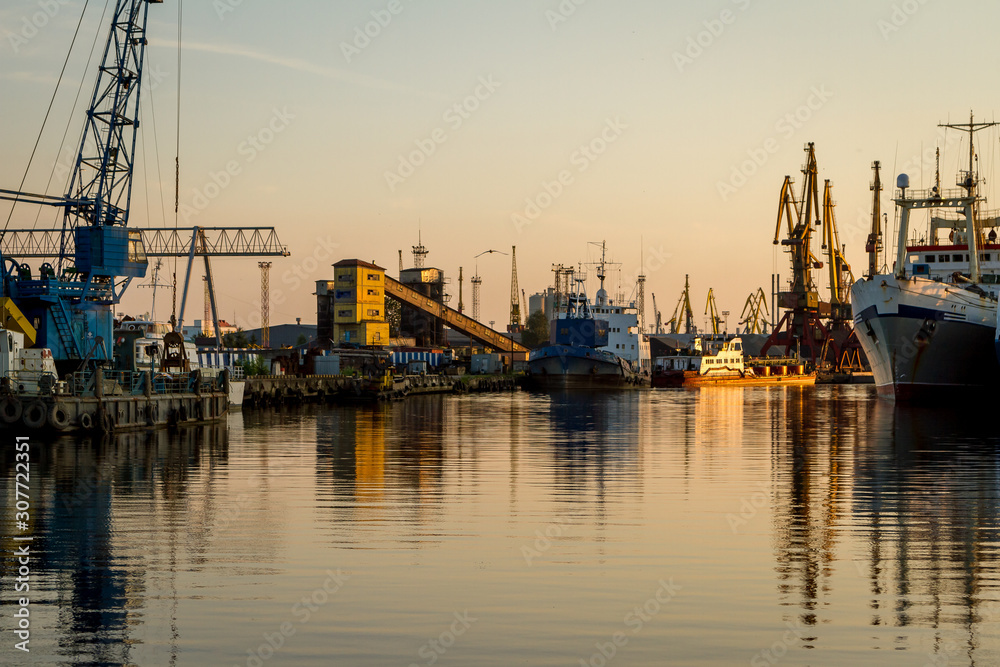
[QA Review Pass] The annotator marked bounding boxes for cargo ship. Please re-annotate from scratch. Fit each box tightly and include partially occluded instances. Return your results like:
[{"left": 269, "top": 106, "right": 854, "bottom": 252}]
[
  {"left": 851, "top": 114, "right": 1000, "bottom": 400},
  {"left": 651, "top": 337, "right": 815, "bottom": 388},
  {"left": 524, "top": 276, "right": 640, "bottom": 390}
]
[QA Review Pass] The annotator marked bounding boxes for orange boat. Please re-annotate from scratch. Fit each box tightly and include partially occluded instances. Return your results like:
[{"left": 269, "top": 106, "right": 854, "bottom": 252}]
[{"left": 651, "top": 337, "right": 815, "bottom": 388}]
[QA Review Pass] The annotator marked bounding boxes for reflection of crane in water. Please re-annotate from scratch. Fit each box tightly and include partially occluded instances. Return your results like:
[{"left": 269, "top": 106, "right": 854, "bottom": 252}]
[{"left": 770, "top": 389, "right": 847, "bottom": 635}]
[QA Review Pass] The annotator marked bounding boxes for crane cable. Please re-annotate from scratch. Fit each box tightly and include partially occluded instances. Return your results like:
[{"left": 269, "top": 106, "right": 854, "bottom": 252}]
[
  {"left": 31, "top": 0, "right": 112, "bottom": 232},
  {"left": 2, "top": 0, "right": 92, "bottom": 236},
  {"left": 171, "top": 0, "right": 183, "bottom": 328}
]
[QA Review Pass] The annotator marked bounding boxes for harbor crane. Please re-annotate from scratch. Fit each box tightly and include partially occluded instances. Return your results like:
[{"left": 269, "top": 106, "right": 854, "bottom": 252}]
[
  {"left": 0, "top": 0, "right": 159, "bottom": 372},
  {"left": 651, "top": 292, "right": 663, "bottom": 334},
  {"left": 760, "top": 143, "right": 830, "bottom": 366},
  {"left": 668, "top": 274, "right": 696, "bottom": 334},
  {"left": 0, "top": 0, "right": 288, "bottom": 368},
  {"left": 821, "top": 178, "right": 865, "bottom": 371},
  {"left": 508, "top": 246, "right": 522, "bottom": 333},
  {"left": 739, "top": 288, "right": 769, "bottom": 334},
  {"left": 705, "top": 288, "right": 723, "bottom": 335},
  {"left": 760, "top": 143, "right": 866, "bottom": 371}
]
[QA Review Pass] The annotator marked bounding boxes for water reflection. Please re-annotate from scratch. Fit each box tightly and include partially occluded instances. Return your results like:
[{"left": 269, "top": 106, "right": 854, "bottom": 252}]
[
  {"left": 770, "top": 388, "right": 1000, "bottom": 659},
  {"left": 0, "top": 425, "right": 227, "bottom": 665},
  {"left": 4, "top": 389, "right": 1000, "bottom": 665}
]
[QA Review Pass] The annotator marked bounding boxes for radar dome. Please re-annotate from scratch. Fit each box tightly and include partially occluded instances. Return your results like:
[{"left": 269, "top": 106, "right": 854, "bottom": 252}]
[{"left": 896, "top": 174, "right": 910, "bottom": 189}]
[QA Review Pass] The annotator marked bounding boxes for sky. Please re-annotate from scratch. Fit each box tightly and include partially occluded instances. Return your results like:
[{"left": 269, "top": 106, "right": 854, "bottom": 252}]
[{"left": 3, "top": 0, "right": 1000, "bottom": 333}]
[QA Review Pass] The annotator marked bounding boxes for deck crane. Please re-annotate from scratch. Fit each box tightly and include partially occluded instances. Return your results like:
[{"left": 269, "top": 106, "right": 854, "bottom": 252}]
[
  {"left": 668, "top": 274, "right": 696, "bottom": 334},
  {"left": 704, "top": 288, "right": 723, "bottom": 335}
]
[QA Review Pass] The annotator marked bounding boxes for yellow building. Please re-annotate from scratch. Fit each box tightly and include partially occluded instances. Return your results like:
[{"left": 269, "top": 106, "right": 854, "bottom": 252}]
[{"left": 331, "top": 259, "right": 390, "bottom": 346}]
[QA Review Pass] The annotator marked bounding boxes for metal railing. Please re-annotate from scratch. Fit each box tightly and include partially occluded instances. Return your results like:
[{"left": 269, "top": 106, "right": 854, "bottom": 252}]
[{"left": 65, "top": 368, "right": 222, "bottom": 397}]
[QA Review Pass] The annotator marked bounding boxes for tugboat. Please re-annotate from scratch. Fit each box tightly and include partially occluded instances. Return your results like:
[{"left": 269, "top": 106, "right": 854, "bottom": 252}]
[
  {"left": 651, "top": 336, "right": 814, "bottom": 388},
  {"left": 525, "top": 276, "right": 639, "bottom": 390}
]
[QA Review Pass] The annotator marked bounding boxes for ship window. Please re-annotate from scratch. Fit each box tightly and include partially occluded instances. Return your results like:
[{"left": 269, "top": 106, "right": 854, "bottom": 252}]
[
  {"left": 954, "top": 254, "right": 964, "bottom": 262},
  {"left": 939, "top": 255, "right": 949, "bottom": 262},
  {"left": 982, "top": 254, "right": 991, "bottom": 261},
  {"left": 925, "top": 255, "right": 935, "bottom": 263}
]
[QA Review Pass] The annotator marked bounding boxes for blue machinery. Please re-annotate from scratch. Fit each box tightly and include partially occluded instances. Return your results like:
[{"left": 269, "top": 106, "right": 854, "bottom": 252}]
[{"left": 0, "top": 0, "right": 287, "bottom": 373}]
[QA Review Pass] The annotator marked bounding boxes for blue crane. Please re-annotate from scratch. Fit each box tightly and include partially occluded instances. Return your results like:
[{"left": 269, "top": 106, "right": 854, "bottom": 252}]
[{"left": 0, "top": 0, "right": 158, "bottom": 372}]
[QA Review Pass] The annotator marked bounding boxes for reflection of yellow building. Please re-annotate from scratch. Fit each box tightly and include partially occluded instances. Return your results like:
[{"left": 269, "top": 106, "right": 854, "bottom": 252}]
[
  {"left": 354, "top": 410, "right": 386, "bottom": 503},
  {"left": 332, "top": 259, "right": 390, "bottom": 346}
]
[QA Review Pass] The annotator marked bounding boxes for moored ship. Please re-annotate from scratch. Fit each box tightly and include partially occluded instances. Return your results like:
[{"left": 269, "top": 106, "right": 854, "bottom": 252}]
[
  {"left": 851, "top": 114, "right": 1000, "bottom": 400},
  {"left": 525, "top": 275, "right": 640, "bottom": 390},
  {"left": 651, "top": 336, "right": 814, "bottom": 388}
]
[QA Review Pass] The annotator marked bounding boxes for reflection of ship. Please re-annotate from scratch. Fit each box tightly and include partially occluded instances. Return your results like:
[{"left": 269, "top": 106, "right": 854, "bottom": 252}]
[
  {"left": 651, "top": 336, "right": 815, "bottom": 388},
  {"left": 851, "top": 114, "right": 1000, "bottom": 399},
  {"left": 525, "top": 274, "right": 639, "bottom": 390}
]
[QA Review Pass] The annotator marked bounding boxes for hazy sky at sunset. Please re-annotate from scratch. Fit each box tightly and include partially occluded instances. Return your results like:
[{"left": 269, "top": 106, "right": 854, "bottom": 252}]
[{"left": 3, "top": 0, "right": 1000, "bottom": 331}]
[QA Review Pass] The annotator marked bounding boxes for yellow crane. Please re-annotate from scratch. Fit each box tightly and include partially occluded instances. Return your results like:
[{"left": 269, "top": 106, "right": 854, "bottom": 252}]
[
  {"left": 739, "top": 288, "right": 769, "bottom": 334},
  {"left": 821, "top": 179, "right": 854, "bottom": 321},
  {"left": 668, "top": 274, "right": 696, "bottom": 334},
  {"left": 705, "top": 288, "right": 723, "bottom": 335}
]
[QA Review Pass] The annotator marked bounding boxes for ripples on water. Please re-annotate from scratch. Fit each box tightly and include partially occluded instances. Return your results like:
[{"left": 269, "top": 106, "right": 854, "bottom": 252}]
[{"left": 2, "top": 385, "right": 999, "bottom": 666}]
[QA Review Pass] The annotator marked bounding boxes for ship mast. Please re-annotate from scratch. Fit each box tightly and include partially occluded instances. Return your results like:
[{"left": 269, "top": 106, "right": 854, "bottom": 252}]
[
  {"left": 596, "top": 241, "right": 607, "bottom": 305},
  {"left": 865, "top": 161, "right": 882, "bottom": 279},
  {"left": 938, "top": 112, "right": 998, "bottom": 244}
]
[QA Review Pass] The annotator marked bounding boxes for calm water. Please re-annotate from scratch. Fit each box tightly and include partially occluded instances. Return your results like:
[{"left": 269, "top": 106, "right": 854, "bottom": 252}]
[{"left": 3, "top": 386, "right": 1000, "bottom": 666}]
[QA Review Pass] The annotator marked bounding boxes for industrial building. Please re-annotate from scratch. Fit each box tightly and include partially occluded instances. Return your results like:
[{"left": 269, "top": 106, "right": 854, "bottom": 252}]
[{"left": 316, "top": 260, "right": 390, "bottom": 347}]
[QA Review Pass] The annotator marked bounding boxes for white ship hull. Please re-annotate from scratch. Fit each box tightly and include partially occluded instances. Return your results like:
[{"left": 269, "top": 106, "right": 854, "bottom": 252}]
[{"left": 850, "top": 275, "right": 1000, "bottom": 399}]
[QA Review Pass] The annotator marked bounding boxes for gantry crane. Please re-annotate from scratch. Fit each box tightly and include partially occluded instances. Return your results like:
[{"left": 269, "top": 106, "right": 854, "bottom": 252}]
[{"left": 668, "top": 274, "right": 696, "bottom": 334}]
